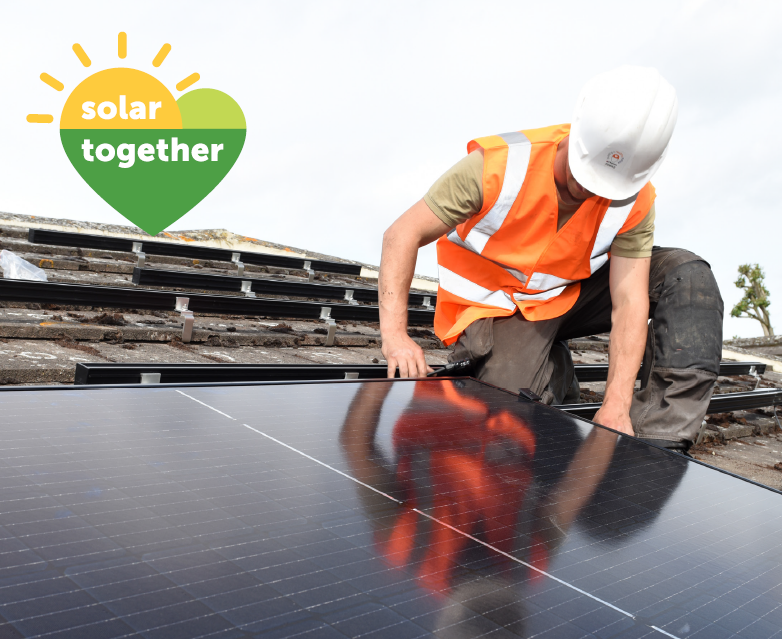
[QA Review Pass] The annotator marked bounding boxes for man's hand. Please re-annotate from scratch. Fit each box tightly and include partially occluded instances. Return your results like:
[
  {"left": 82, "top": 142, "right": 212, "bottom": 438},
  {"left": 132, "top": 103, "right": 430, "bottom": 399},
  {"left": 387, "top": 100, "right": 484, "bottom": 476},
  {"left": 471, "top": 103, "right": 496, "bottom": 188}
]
[
  {"left": 381, "top": 333, "right": 433, "bottom": 378},
  {"left": 592, "top": 401, "right": 634, "bottom": 436}
]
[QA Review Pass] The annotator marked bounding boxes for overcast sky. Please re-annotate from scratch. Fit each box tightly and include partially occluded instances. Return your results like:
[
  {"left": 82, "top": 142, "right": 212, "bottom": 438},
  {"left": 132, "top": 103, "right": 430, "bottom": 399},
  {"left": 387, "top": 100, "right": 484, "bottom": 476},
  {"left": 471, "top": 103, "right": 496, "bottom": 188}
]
[{"left": 1, "top": 0, "right": 779, "bottom": 338}]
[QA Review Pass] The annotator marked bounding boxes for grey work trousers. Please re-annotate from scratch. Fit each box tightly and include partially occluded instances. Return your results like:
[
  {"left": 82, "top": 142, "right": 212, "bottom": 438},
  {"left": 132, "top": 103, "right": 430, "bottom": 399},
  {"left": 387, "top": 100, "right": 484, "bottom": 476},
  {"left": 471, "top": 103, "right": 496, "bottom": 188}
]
[{"left": 449, "top": 247, "right": 725, "bottom": 447}]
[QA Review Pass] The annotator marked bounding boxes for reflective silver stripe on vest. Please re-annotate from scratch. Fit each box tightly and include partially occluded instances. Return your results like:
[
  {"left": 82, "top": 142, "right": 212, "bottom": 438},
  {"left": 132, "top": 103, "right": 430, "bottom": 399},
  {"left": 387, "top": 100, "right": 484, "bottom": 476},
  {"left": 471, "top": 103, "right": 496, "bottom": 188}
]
[
  {"left": 438, "top": 266, "right": 516, "bottom": 311},
  {"left": 463, "top": 131, "right": 532, "bottom": 255},
  {"left": 589, "top": 195, "right": 638, "bottom": 271},
  {"left": 447, "top": 229, "right": 528, "bottom": 285},
  {"left": 513, "top": 286, "right": 567, "bottom": 302},
  {"left": 526, "top": 271, "right": 575, "bottom": 291}
]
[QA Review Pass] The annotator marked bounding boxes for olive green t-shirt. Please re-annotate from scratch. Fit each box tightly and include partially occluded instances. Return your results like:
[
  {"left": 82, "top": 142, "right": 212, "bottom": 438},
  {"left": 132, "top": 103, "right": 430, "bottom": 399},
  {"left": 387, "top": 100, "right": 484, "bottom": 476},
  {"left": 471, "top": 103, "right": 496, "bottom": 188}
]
[{"left": 424, "top": 151, "right": 655, "bottom": 258}]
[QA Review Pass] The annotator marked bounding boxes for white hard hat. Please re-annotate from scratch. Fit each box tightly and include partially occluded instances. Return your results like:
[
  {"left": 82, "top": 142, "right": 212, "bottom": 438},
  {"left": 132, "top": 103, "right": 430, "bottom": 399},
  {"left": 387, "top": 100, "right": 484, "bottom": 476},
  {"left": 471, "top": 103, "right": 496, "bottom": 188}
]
[{"left": 569, "top": 66, "right": 678, "bottom": 201}]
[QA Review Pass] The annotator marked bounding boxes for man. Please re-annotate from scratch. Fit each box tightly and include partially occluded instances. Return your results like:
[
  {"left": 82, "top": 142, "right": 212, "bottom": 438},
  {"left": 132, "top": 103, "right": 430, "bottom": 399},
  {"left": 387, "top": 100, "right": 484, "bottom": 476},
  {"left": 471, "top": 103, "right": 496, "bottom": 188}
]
[{"left": 378, "top": 66, "right": 724, "bottom": 453}]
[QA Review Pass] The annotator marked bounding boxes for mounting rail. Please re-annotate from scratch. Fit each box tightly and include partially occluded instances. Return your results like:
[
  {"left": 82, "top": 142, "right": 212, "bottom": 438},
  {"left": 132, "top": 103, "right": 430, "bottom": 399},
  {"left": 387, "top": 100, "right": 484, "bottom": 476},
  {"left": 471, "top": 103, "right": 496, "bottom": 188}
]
[
  {"left": 0, "top": 279, "right": 434, "bottom": 325},
  {"left": 28, "top": 228, "right": 363, "bottom": 276},
  {"left": 131, "top": 267, "right": 437, "bottom": 307},
  {"left": 574, "top": 361, "right": 766, "bottom": 382},
  {"left": 555, "top": 388, "right": 782, "bottom": 419}
]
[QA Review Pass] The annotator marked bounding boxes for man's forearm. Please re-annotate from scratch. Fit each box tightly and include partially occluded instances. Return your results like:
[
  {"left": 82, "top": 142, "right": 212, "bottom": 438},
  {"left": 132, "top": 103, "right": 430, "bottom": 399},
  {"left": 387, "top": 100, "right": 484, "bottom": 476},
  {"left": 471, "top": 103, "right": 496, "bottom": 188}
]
[
  {"left": 604, "top": 298, "right": 649, "bottom": 409},
  {"left": 595, "top": 255, "right": 651, "bottom": 435},
  {"left": 378, "top": 225, "right": 418, "bottom": 339}
]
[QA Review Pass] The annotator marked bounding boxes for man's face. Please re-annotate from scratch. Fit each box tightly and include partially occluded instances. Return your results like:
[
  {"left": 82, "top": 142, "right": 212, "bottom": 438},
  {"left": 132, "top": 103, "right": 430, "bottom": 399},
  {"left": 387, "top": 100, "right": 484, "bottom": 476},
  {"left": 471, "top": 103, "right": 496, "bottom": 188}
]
[
  {"left": 565, "top": 156, "right": 594, "bottom": 201},
  {"left": 555, "top": 136, "right": 595, "bottom": 205}
]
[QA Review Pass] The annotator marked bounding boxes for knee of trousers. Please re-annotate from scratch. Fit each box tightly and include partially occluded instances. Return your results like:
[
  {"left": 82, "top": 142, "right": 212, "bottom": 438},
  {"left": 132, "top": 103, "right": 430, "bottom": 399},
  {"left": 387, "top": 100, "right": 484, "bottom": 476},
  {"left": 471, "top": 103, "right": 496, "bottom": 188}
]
[
  {"left": 651, "top": 260, "right": 724, "bottom": 375},
  {"left": 632, "top": 367, "right": 718, "bottom": 445}
]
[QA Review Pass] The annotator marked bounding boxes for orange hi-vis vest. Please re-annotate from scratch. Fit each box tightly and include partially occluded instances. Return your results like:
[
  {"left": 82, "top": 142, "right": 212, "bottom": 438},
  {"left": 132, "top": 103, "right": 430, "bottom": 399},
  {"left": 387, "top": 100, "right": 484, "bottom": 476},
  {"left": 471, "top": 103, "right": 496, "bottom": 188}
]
[{"left": 434, "top": 124, "right": 655, "bottom": 346}]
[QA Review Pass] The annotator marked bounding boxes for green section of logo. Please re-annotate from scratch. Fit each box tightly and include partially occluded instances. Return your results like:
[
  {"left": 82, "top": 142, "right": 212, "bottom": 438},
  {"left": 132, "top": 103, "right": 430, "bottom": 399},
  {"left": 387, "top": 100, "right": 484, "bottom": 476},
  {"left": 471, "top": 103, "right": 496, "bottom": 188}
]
[
  {"left": 59, "top": 85, "right": 246, "bottom": 235},
  {"left": 61, "top": 129, "right": 246, "bottom": 236}
]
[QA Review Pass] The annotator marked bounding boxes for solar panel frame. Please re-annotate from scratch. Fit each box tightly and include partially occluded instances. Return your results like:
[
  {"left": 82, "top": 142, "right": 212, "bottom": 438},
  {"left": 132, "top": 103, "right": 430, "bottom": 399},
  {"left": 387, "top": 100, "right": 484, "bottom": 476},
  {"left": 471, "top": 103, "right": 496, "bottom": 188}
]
[{"left": 71, "top": 361, "right": 769, "bottom": 385}]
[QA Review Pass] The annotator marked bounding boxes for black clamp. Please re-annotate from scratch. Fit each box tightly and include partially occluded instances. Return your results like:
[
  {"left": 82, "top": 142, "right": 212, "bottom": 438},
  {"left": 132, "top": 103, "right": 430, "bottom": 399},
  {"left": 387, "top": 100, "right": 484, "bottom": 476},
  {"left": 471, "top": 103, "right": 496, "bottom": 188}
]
[
  {"left": 426, "top": 359, "right": 473, "bottom": 377},
  {"left": 517, "top": 388, "right": 542, "bottom": 403}
]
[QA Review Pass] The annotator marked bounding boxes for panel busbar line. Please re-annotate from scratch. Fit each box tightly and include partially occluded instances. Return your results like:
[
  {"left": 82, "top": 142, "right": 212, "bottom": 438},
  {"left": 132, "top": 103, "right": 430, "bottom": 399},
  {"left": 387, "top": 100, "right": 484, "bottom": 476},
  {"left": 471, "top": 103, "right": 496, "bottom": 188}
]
[
  {"left": 28, "top": 227, "right": 363, "bottom": 276},
  {"left": 73, "top": 360, "right": 768, "bottom": 386},
  {"left": 0, "top": 379, "right": 780, "bottom": 638},
  {"left": 0, "top": 278, "right": 435, "bottom": 325},
  {"left": 131, "top": 266, "right": 437, "bottom": 307}
]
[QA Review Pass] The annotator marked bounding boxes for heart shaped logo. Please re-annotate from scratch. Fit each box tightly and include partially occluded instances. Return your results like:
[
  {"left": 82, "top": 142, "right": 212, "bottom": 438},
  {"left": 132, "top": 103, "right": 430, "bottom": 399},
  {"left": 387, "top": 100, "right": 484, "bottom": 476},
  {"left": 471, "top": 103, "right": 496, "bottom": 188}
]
[{"left": 30, "top": 37, "right": 246, "bottom": 236}]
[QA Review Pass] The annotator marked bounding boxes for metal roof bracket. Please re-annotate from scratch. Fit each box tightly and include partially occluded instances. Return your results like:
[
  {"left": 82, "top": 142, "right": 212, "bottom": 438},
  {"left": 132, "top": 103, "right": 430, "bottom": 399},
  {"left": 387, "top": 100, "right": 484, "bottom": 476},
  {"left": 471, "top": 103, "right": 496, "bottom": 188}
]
[
  {"left": 320, "top": 306, "right": 336, "bottom": 346},
  {"left": 343, "top": 289, "right": 358, "bottom": 305},
  {"left": 132, "top": 242, "right": 146, "bottom": 269},
  {"left": 176, "top": 297, "right": 194, "bottom": 343},
  {"left": 240, "top": 281, "right": 256, "bottom": 298},
  {"left": 140, "top": 372, "right": 161, "bottom": 384},
  {"left": 303, "top": 260, "right": 315, "bottom": 282},
  {"left": 421, "top": 296, "right": 433, "bottom": 310},
  {"left": 749, "top": 365, "right": 761, "bottom": 390},
  {"left": 231, "top": 253, "right": 245, "bottom": 277}
]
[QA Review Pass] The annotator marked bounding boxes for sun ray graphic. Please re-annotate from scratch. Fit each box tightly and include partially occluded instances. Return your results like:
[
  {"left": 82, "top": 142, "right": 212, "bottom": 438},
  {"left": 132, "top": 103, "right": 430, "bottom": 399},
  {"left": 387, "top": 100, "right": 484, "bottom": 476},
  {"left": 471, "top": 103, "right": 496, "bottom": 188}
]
[
  {"left": 176, "top": 73, "right": 200, "bottom": 92},
  {"left": 72, "top": 43, "right": 91, "bottom": 67},
  {"left": 152, "top": 44, "right": 171, "bottom": 67},
  {"left": 26, "top": 32, "right": 246, "bottom": 236},
  {"left": 40, "top": 73, "right": 64, "bottom": 91}
]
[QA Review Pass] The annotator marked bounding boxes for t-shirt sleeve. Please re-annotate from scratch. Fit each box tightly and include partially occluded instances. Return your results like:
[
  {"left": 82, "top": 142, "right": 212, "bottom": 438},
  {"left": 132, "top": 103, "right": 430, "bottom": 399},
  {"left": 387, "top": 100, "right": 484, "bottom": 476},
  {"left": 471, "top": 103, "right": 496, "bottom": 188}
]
[
  {"left": 610, "top": 203, "right": 656, "bottom": 258},
  {"left": 423, "top": 150, "right": 484, "bottom": 228}
]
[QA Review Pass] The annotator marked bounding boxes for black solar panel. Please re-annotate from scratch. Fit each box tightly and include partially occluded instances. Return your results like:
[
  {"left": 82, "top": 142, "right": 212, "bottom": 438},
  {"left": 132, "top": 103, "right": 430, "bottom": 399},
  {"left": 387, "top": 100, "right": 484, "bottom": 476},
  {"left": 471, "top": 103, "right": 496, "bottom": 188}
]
[{"left": 0, "top": 379, "right": 780, "bottom": 638}]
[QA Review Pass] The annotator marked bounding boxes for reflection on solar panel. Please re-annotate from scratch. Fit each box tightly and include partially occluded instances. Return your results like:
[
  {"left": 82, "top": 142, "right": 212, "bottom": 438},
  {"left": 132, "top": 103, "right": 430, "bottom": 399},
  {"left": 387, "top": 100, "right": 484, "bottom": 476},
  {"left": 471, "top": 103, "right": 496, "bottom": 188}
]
[{"left": 0, "top": 379, "right": 780, "bottom": 638}]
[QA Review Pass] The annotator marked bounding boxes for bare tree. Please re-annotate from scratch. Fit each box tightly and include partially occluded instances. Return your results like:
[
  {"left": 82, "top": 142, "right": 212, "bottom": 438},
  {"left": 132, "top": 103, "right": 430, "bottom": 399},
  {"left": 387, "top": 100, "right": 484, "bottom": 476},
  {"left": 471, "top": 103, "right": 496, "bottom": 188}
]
[{"left": 731, "top": 264, "right": 774, "bottom": 336}]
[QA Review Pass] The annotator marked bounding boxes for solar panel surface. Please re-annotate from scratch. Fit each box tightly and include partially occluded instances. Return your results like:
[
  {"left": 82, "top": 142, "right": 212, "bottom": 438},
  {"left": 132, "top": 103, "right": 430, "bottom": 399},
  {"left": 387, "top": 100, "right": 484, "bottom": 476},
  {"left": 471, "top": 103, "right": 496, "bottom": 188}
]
[{"left": 0, "top": 379, "right": 780, "bottom": 638}]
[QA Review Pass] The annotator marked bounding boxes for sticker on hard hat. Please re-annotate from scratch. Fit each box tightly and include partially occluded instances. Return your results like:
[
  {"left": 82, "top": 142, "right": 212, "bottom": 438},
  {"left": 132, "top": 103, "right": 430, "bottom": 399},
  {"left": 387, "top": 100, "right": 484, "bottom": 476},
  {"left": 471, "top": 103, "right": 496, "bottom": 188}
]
[{"left": 605, "top": 151, "right": 624, "bottom": 169}]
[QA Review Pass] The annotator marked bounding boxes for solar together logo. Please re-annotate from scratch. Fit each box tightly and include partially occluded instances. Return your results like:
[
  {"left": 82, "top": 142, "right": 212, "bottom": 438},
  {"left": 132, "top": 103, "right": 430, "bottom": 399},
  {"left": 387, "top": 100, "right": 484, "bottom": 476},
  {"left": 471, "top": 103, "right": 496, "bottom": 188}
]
[{"left": 28, "top": 33, "right": 246, "bottom": 235}]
